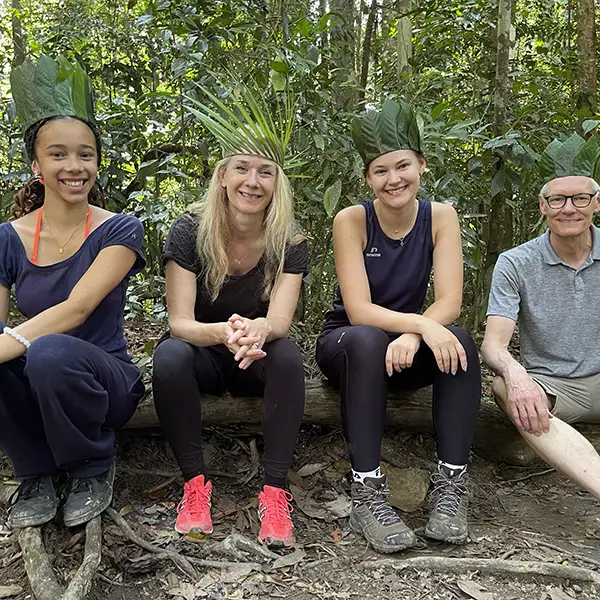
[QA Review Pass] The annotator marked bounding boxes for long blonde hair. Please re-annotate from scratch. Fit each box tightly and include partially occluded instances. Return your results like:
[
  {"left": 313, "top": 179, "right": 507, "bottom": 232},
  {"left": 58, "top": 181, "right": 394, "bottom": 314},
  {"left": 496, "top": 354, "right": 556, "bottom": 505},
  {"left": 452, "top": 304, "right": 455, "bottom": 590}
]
[{"left": 189, "top": 156, "right": 304, "bottom": 302}]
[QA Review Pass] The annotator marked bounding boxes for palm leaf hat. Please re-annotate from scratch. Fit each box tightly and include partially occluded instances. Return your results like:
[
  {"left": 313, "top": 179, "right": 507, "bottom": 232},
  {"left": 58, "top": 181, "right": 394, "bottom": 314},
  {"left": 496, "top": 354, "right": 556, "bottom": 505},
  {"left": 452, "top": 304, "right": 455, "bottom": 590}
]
[
  {"left": 351, "top": 98, "right": 422, "bottom": 168},
  {"left": 185, "top": 81, "right": 297, "bottom": 169}
]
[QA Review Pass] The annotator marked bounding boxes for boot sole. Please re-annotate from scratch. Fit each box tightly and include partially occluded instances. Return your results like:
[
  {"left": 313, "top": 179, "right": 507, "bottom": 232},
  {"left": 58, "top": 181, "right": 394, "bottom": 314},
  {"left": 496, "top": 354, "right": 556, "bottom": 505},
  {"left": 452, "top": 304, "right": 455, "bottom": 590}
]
[
  {"left": 175, "top": 525, "right": 213, "bottom": 535},
  {"left": 349, "top": 513, "right": 417, "bottom": 554}
]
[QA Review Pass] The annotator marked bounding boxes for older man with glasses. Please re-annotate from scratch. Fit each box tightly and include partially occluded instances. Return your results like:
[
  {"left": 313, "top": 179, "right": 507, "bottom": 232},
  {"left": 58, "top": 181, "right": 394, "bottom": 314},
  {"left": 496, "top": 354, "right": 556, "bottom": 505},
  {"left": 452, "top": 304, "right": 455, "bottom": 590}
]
[{"left": 482, "top": 136, "right": 600, "bottom": 502}]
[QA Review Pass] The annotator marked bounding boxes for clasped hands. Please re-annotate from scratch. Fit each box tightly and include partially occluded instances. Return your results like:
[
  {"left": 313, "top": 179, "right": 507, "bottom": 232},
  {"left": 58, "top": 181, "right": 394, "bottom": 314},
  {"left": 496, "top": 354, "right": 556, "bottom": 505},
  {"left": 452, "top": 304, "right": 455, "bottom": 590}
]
[{"left": 223, "top": 314, "right": 271, "bottom": 370}]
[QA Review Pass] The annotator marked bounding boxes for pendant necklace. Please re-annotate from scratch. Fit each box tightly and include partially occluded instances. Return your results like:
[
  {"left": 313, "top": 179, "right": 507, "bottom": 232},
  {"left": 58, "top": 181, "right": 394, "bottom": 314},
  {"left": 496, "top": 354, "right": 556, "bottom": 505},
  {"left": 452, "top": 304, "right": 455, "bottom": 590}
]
[{"left": 43, "top": 208, "right": 91, "bottom": 254}]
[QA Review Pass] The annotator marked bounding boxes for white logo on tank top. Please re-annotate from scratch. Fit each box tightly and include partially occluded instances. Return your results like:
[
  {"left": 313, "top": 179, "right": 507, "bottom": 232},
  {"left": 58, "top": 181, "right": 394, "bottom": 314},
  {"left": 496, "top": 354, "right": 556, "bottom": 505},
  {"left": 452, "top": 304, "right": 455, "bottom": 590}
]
[{"left": 366, "top": 247, "right": 381, "bottom": 257}]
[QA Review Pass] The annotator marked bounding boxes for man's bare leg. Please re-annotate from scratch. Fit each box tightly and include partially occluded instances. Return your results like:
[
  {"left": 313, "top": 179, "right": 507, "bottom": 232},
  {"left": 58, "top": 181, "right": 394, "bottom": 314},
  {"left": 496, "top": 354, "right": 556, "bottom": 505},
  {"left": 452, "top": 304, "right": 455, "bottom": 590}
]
[{"left": 493, "top": 377, "right": 600, "bottom": 500}]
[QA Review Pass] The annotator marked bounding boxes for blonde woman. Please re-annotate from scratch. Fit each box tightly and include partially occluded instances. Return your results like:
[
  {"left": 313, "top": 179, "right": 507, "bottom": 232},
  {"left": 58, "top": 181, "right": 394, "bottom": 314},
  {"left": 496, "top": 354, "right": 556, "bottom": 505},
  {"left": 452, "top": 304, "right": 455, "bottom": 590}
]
[{"left": 152, "top": 88, "right": 307, "bottom": 548}]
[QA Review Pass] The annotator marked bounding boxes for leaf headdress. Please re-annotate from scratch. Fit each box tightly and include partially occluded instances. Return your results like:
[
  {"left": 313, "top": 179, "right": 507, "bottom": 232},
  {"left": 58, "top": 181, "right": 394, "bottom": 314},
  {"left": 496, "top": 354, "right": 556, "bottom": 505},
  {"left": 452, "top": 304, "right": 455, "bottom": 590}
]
[
  {"left": 538, "top": 133, "right": 600, "bottom": 183},
  {"left": 351, "top": 99, "right": 422, "bottom": 168},
  {"left": 185, "top": 82, "right": 297, "bottom": 168},
  {"left": 10, "top": 54, "right": 95, "bottom": 135}
]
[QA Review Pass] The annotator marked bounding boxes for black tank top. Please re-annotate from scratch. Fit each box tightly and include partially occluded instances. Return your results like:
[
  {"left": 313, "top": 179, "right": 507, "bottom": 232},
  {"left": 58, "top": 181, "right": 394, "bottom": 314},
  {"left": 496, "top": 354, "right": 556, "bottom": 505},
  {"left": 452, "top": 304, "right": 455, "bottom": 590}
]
[{"left": 322, "top": 199, "right": 433, "bottom": 333}]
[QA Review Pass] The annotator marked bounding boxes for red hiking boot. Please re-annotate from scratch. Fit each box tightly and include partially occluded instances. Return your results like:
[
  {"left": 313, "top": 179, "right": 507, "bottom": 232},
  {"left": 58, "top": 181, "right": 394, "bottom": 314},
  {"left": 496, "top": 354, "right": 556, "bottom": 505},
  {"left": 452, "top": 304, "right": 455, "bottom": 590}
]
[
  {"left": 257, "top": 485, "right": 295, "bottom": 547},
  {"left": 175, "top": 474, "right": 213, "bottom": 535}
]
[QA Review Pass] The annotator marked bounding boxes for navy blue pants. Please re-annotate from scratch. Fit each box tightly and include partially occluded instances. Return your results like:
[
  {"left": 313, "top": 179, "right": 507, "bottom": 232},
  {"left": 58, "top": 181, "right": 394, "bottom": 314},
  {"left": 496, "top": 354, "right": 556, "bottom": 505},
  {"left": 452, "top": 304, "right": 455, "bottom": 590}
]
[
  {"left": 316, "top": 325, "right": 482, "bottom": 471},
  {"left": 0, "top": 328, "right": 144, "bottom": 480}
]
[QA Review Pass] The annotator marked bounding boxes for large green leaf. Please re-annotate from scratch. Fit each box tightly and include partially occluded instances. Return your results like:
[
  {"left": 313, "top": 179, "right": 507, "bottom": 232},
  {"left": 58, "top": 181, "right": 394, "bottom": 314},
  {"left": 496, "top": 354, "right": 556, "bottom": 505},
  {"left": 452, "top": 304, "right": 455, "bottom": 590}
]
[
  {"left": 10, "top": 57, "right": 38, "bottom": 128},
  {"left": 573, "top": 136, "right": 599, "bottom": 176},
  {"left": 34, "top": 55, "right": 61, "bottom": 119},
  {"left": 554, "top": 133, "right": 585, "bottom": 176},
  {"left": 323, "top": 179, "right": 342, "bottom": 216}
]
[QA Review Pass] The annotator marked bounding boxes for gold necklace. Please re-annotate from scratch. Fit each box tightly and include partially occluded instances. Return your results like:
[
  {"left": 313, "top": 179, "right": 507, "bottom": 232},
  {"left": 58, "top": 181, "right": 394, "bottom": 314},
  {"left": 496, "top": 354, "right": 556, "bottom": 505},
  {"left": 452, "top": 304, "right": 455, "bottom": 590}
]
[
  {"left": 43, "top": 212, "right": 88, "bottom": 254},
  {"left": 391, "top": 203, "right": 419, "bottom": 246},
  {"left": 231, "top": 241, "right": 254, "bottom": 266}
]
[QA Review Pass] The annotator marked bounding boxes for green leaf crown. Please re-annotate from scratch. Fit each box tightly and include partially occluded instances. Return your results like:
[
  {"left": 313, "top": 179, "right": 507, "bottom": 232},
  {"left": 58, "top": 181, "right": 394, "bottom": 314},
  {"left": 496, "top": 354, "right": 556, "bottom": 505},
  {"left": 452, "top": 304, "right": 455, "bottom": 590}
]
[
  {"left": 352, "top": 99, "right": 422, "bottom": 168},
  {"left": 185, "top": 83, "right": 296, "bottom": 168},
  {"left": 10, "top": 54, "right": 95, "bottom": 134},
  {"left": 539, "top": 133, "right": 600, "bottom": 183}
]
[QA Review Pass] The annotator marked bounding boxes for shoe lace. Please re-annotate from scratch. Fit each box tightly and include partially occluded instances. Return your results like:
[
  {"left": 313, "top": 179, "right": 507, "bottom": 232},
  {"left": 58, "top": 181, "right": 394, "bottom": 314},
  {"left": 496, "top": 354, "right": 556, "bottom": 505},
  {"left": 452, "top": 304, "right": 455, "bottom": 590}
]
[
  {"left": 259, "top": 488, "right": 294, "bottom": 526},
  {"left": 69, "top": 476, "right": 100, "bottom": 496},
  {"left": 356, "top": 484, "right": 401, "bottom": 526},
  {"left": 177, "top": 481, "right": 211, "bottom": 517},
  {"left": 9, "top": 478, "right": 42, "bottom": 505},
  {"left": 429, "top": 471, "right": 468, "bottom": 517}
]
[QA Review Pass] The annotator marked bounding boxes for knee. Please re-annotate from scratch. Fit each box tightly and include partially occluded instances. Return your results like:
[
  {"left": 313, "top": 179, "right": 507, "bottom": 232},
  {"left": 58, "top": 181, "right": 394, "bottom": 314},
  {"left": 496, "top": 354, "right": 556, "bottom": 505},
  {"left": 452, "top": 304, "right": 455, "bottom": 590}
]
[
  {"left": 26, "top": 334, "right": 76, "bottom": 378},
  {"left": 447, "top": 326, "right": 479, "bottom": 360},
  {"left": 341, "top": 326, "right": 389, "bottom": 360},
  {"left": 152, "top": 338, "right": 195, "bottom": 385},
  {"left": 265, "top": 338, "right": 303, "bottom": 375}
]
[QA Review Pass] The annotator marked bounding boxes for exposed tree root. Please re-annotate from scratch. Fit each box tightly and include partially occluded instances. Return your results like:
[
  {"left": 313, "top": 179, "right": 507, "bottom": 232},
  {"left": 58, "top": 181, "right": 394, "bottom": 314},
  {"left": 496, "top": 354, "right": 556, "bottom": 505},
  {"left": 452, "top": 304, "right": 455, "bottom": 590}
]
[
  {"left": 17, "top": 516, "right": 102, "bottom": 600},
  {"left": 106, "top": 507, "right": 198, "bottom": 581},
  {"left": 361, "top": 555, "right": 600, "bottom": 584}
]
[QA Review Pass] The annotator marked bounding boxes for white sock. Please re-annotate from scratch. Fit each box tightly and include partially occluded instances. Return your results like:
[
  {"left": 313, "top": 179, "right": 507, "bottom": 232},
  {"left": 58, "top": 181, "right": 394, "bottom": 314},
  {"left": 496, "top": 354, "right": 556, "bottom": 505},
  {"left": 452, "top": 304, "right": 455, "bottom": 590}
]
[
  {"left": 439, "top": 461, "right": 467, "bottom": 476},
  {"left": 352, "top": 466, "right": 382, "bottom": 483}
]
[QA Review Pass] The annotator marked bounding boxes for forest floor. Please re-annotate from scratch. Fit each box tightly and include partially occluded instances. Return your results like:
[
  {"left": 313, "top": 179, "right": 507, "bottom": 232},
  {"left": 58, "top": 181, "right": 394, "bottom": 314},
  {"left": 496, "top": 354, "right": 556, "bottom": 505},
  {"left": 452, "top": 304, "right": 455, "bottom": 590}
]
[{"left": 1, "top": 323, "right": 600, "bottom": 599}]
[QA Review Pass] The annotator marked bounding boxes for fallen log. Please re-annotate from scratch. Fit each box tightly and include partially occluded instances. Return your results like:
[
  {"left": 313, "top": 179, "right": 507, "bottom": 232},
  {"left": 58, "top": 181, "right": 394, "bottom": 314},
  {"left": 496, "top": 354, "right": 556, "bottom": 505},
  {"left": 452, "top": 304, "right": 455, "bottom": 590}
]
[{"left": 124, "top": 380, "right": 562, "bottom": 466}]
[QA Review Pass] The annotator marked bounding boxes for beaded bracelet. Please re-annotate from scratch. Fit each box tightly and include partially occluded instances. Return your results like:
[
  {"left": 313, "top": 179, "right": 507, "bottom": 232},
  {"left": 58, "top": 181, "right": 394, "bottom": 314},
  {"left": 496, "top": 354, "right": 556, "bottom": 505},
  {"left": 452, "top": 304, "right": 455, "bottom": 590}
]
[{"left": 3, "top": 326, "right": 31, "bottom": 351}]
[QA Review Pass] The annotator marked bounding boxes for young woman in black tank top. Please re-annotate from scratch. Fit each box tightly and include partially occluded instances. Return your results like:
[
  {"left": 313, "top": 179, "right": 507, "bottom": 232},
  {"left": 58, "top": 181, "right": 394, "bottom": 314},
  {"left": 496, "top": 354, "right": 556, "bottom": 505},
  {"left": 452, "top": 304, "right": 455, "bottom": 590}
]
[{"left": 316, "top": 100, "right": 481, "bottom": 553}]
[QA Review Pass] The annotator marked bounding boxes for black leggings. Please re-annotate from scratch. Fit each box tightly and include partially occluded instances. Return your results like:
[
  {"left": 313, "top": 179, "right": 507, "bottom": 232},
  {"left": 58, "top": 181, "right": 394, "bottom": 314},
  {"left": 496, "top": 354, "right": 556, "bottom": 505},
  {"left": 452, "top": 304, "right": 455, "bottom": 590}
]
[
  {"left": 152, "top": 337, "right": 305, "bottom": 488},
  {"left": 316, "top": 325, "right": 481, "bottom": 471}
]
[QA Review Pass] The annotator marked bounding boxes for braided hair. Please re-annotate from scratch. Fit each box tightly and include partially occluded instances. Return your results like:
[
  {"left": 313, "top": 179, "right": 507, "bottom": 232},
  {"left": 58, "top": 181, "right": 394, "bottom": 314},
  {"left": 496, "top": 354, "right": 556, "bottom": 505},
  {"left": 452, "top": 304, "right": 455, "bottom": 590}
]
[{"left": 11, "top": 115, "right": 108, "bottom": 220}]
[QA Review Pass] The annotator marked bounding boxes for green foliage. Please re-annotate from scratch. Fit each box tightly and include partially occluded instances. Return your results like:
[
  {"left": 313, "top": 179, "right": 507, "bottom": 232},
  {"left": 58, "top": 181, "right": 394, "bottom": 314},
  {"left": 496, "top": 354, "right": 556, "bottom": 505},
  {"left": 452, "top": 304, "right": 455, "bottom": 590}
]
[{"left": 0, "top": 0, "right": 597, "bottom": 337}]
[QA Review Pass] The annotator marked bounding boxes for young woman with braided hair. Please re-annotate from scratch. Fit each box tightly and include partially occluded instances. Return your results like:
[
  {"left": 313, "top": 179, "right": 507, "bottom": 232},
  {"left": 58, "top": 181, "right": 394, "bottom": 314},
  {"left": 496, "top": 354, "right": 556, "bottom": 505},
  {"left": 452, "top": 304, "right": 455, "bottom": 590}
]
[{"left": 0, "top": 57, "right": 145, "bottom": 529}]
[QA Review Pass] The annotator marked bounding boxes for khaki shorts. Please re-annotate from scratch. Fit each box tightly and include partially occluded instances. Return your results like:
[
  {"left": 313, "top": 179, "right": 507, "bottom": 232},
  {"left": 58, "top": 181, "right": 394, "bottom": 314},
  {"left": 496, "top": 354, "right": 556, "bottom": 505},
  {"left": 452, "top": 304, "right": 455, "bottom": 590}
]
[{"left": 530, "top": 372, "right": 600, "bottom": 424}]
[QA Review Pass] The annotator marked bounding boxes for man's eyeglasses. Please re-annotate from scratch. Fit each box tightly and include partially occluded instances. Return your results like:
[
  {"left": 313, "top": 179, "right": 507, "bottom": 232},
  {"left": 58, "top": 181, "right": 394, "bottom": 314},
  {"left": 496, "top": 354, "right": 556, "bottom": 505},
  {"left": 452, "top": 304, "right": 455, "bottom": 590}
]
[{"left": 543, "top": 192, "right": 597, "bottom": 209}]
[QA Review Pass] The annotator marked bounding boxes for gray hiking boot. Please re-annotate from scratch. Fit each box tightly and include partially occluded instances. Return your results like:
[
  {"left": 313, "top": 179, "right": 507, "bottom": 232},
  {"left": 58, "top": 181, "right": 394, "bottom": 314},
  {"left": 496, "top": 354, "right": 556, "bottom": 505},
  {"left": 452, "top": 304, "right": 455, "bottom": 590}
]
[
  {"left": 63, "top": 462, "right": 115, "bottom": 527},
  {"left": 349, "top": 475, "right": 417, "bottom": 553},
  {"left": 8, "top": 476, "right": 59, "bottom": 528},
  {"left": 424, "top": 464, "right": 469, "bottom": 544}
]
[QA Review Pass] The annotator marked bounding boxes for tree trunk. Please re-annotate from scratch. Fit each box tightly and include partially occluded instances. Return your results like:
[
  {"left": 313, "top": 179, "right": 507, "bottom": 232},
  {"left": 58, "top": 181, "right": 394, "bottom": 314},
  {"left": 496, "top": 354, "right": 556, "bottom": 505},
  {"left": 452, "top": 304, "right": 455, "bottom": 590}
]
[
  {"left": 477, "top": 0, "right": 514, "bottom": 328},
  {"left": 330, "top": 0, "right": 358, "bottom": 107},
  {"left": 359, "top": 0, "right": 379, "bottom": 103},
  {"left": 575, "top": 0, "right": 597, "bottom": 113},
  {"left": 396, "top": 0, "right": 413, "bottom": 79},
  {"left": 11, "top": 0, "right": 26, "bottom": 67}
]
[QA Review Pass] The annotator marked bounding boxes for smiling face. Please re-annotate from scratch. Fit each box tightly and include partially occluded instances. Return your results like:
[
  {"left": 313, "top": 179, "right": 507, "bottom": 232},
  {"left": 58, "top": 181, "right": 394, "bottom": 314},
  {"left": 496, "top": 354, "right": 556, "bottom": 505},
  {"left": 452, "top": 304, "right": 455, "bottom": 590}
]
[
  {"left": 220, "top": 154, "right": 277, "bottom": 216},
  {"left": 365, "top": 149, "right": 425, "bottom": 208},
  {"left": 539, "top": 176, "right": 600, "bottom": 239},
  {"left": 31, "top": 118, "right": 98, "bottom": 205}
]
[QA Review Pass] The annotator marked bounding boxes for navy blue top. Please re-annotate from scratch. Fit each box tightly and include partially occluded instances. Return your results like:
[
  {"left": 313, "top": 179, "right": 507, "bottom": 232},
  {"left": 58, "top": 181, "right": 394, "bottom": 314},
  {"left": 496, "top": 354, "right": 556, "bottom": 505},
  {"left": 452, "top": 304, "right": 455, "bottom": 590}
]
[
  {"left": 0, "top": 213, "right": 145, "bottom": 362},
  {"left": 322, "top": 199, "right": 433, "bottom": 333}
]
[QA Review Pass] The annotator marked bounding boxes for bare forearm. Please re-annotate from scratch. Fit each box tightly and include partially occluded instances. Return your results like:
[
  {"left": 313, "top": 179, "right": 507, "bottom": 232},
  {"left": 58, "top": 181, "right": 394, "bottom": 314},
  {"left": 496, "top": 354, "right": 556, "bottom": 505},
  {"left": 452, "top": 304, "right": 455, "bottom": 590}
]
[
  {"left": 169, "top": 317, "right": 225, "bottom": 347},
  {"left": 481, "top": 341, "right": 524, "bottom": 380},
  {"left": 346, "top": 302, "right": 427, "bottom": 334},
  {"left": 0, "top": 300, "right": 89, "bottom": 363},
  {"left": 422, "top": 297, "right": 461, "bottom": 326},
  {"left": 263, "top": 316, "right": 290, "bottom": 341}
]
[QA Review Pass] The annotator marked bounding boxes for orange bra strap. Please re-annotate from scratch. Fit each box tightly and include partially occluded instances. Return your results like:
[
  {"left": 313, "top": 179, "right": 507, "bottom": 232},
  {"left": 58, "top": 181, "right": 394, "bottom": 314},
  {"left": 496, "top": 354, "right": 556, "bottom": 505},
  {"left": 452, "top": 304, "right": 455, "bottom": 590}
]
[
  {"left": 84, "top": 207, "right": 91, "bottom": 238},
  {"left": 31, "top": 208, "right": 43, "bottom": 265}
]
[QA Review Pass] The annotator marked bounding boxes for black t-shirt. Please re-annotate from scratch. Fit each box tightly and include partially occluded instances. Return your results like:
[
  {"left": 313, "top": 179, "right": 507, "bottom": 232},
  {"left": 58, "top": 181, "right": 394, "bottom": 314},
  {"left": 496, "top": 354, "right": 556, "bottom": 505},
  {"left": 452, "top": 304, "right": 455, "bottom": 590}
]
[{"left": 164, "top": 213, "right": 309, "bottom": 323}]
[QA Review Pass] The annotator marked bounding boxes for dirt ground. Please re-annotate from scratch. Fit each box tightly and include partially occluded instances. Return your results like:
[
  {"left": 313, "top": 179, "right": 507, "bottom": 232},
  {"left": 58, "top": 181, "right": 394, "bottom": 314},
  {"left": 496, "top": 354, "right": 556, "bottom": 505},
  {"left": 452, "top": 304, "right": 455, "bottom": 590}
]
[{"left": 2, "top": 425, "right": 600, "bottom": 600}]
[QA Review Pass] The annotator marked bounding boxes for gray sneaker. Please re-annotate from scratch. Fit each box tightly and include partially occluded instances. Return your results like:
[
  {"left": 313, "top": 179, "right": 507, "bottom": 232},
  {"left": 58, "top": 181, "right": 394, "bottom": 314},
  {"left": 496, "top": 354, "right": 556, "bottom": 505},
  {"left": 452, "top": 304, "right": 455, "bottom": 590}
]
[
  {"left": 63, "top": 463, "right": 115, "bottom": 527},
  {"left": 424, "top": 464, "right": 469, "bottom": 544},
  {"left": 349, "top": 475, "right": 417, "bottom": 554},
  {"left": 8, "top": 476, "right": 59, "bottom": 528}
]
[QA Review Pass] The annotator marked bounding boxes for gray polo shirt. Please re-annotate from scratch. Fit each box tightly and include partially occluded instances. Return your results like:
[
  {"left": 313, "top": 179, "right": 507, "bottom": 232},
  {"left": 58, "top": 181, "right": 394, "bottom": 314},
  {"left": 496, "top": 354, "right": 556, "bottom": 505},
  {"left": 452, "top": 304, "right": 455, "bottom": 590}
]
[{"left": 487, "top": 226, "right": 600, "bottom": 378}]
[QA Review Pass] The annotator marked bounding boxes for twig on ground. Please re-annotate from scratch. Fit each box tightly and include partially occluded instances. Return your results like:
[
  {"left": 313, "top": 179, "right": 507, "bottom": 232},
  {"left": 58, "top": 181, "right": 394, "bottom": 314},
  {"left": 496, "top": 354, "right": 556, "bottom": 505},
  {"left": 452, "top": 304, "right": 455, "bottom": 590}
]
[
  {"left": 18, "top": 526, "right": 64, "bottom": 600},
  {"left": 360, "top": 555, "right": 600, "bottom": 584},
  {"left": 120, "top": 466, "right": 236, "bottom": 480},
  {"left": 144, "top": 476, "right": 177, "bottom": 495},
  {"left": 509, "top": 468, "right": 555, "bottom": 483},
  {"left": 525, "top": 537, "right": 600, "bottom": 570},
  {"left": 96, "top": 572, "right": 133, "bottom": 587},
  {"left": 105, "top": 507, "right": 198, "bottom": 581},
  {"left": 219, "top": 533, "right": 278, "bottom": 561}
]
